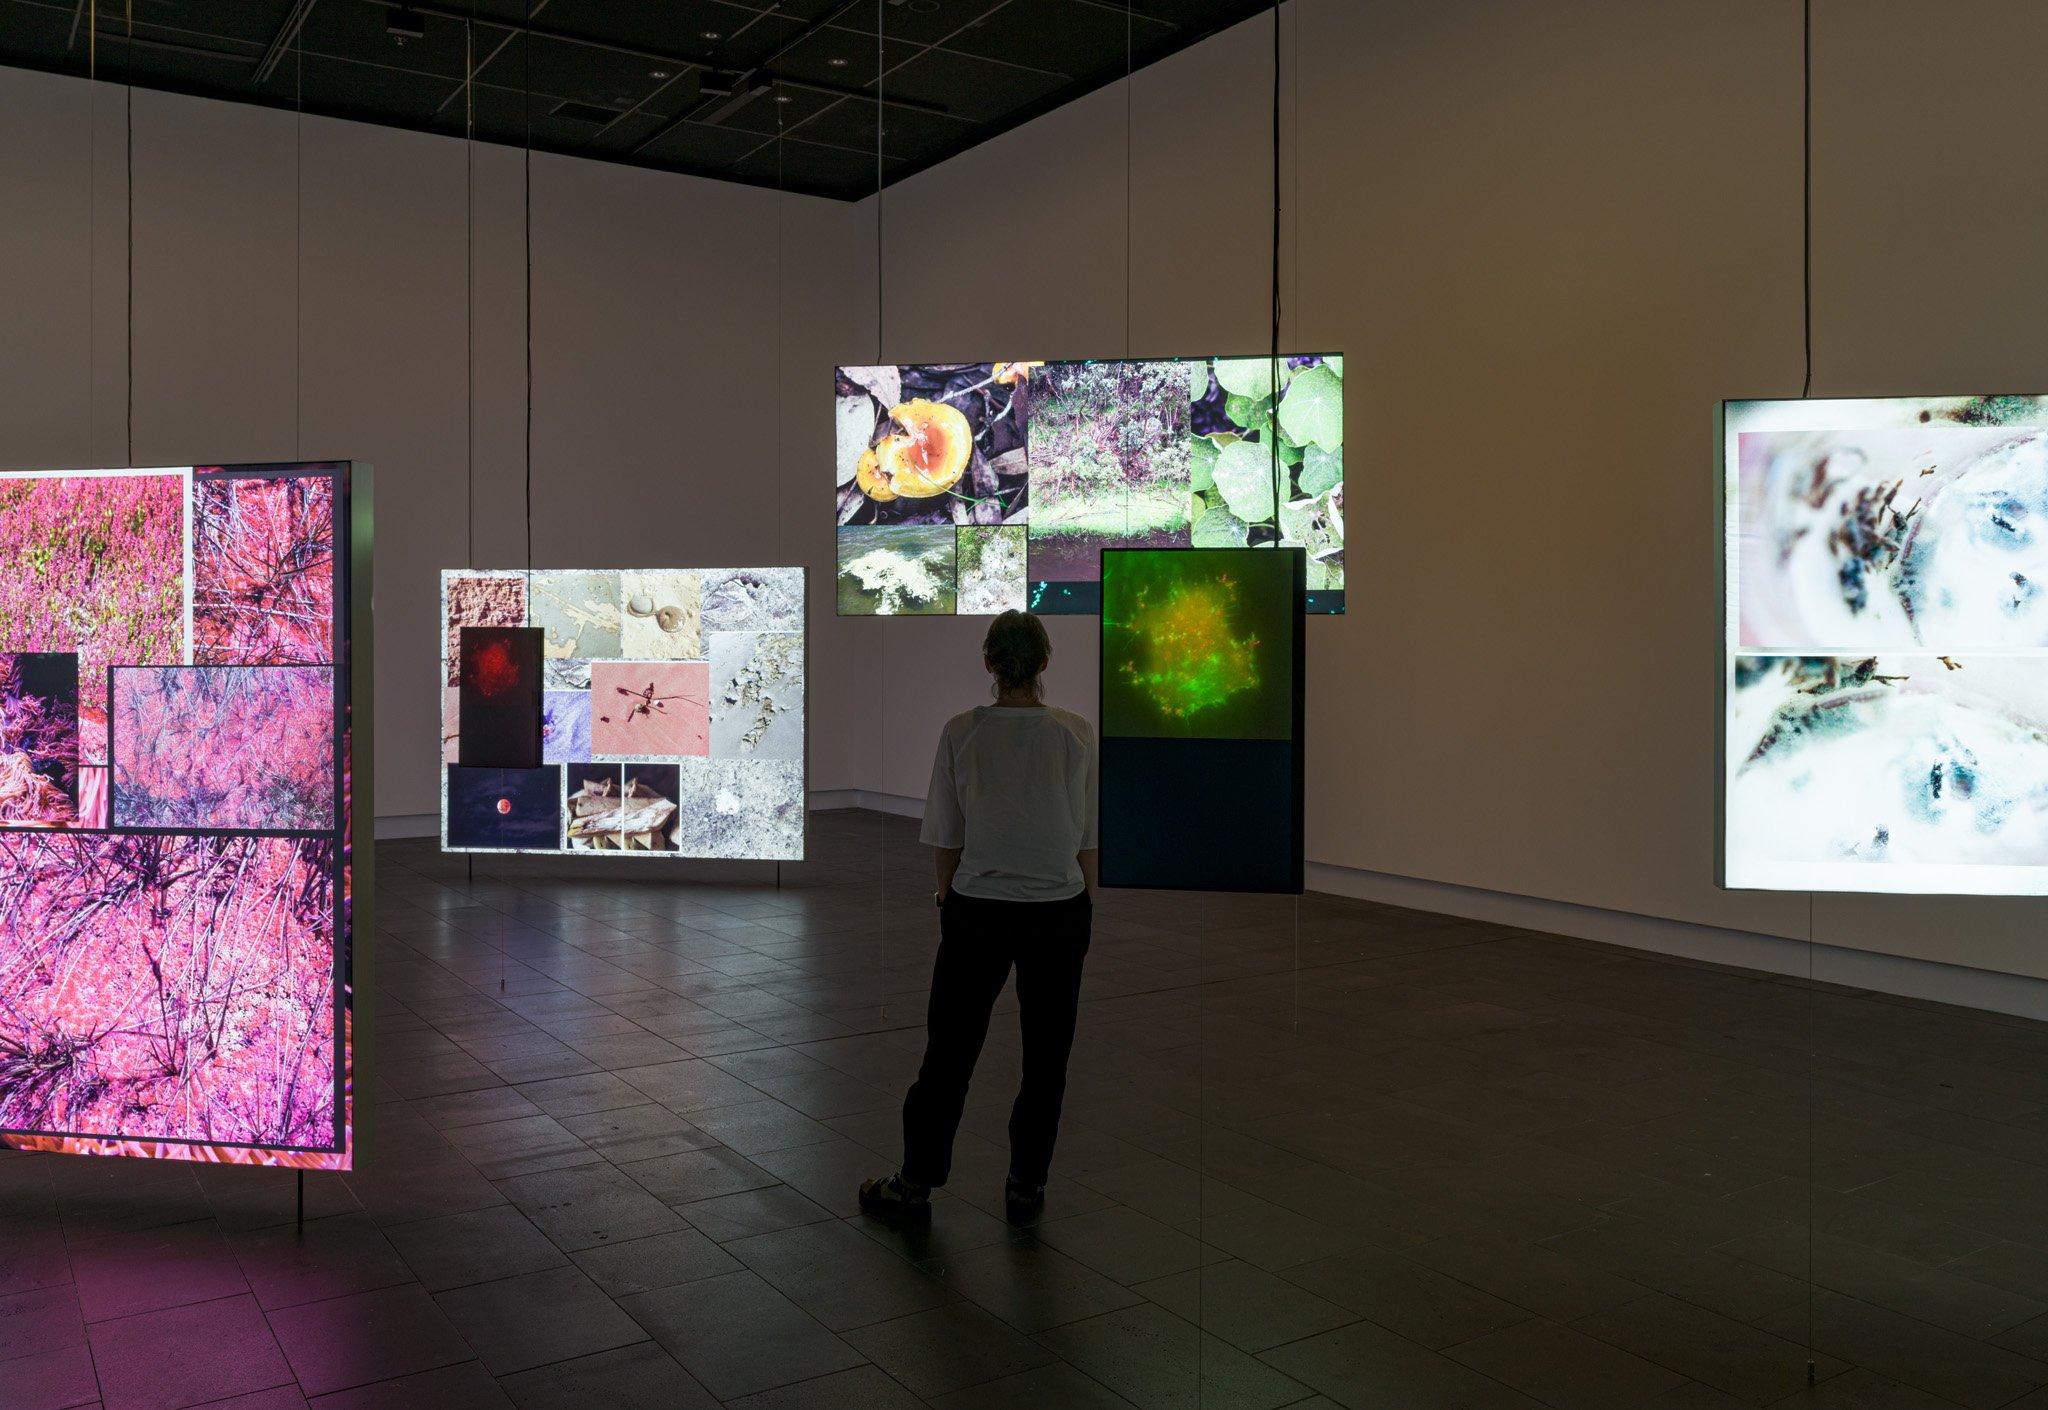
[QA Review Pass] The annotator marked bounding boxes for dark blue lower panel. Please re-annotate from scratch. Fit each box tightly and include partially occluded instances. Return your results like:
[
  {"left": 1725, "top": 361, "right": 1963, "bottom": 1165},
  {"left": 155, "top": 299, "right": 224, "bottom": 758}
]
[{"left": 1099, "top": 737, "right": 1302, "bottom": 893}]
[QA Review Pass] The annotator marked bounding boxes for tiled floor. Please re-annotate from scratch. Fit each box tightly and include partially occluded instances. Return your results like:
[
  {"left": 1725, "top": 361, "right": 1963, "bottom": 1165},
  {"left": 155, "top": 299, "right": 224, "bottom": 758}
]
[{"left": 5, "top": 810, "right": 2048, "bottom": 1409}]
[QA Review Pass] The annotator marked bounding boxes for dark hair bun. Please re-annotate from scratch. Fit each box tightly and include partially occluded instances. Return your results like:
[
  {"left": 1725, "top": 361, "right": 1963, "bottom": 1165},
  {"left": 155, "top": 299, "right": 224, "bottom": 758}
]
[{"left": 984, "top": 610, "right": 1051, "bottom": 697}]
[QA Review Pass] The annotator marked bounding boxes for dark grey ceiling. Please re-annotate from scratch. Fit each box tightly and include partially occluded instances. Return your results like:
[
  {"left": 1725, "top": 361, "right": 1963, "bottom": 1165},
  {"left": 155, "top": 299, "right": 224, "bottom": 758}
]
[{"left": 0, "top": 1, "right": 1279, "bottom": 200}]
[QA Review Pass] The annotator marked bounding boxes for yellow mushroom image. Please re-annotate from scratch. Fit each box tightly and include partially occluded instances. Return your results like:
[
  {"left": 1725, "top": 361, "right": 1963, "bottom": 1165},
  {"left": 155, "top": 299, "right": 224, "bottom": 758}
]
[
  {"left": 855, "top": 444, "right": 897, "bottom": 502},
  {"left": 863, "top": 398, "right": 973, "bottom": 500},
  {"left": 992, "top": 360, "right": 1044, "bottom": 385}
]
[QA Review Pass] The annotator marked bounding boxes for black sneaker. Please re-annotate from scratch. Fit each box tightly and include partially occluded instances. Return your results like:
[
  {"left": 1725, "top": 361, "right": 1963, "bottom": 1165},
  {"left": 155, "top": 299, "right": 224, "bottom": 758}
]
[
  {"left": 859, "top": 1172, "right": 931, "bottom": 1224},
  {"left": 1004, "top": 1175, "right": 1046, "bottom": 1223}
]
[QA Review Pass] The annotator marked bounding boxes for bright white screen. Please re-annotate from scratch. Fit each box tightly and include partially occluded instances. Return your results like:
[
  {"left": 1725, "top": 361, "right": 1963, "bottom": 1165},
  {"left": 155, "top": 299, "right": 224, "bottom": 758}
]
[
  {"left": 440, "top": 567, "right": 805, "bottom": 860},
  {"left": 1722, "top": 397, "right": 2048, "bottom": 893}
]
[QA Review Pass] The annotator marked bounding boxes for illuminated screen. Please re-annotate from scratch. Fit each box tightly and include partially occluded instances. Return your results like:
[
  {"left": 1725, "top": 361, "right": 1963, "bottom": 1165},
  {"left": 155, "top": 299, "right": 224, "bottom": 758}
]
[
  {"left": 1099, "top": 547, "right": 1304, "bottom": 892},
  {"left": 440, "top": 568, "right": 805, "bottom": 860},
  {"left": 0, "top": 463, "right": 359, "bottom": 1168},
  {"left": 1102, "top": 548, "right": 1297, "bottom": 740},
  {"left": 1722, "top": 397, "right": 2048, "bottom": 893},
  {"left": 835, "top": 356, "right": 1344, "bottom": 616}
]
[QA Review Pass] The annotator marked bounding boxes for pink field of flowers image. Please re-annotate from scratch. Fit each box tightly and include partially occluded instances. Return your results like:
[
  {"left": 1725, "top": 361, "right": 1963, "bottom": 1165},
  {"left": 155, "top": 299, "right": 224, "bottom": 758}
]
[
  {"left": 74, "top": 767, "right": 107, "bottom": 829},
  {"left": 0, "top": 472, "right": 186, "bottom": 764},
  {"left": 0, "top": 833, "right": 337, "bottom": 1150},
  {"left": 0, "top": 653, "right": 78, "bottom": 827},
  {"left": 194, "top": 474, "right": 335, "bottom": 665},
  {"left": 111, "top": 666, "right": 334, "bottom": 830}
]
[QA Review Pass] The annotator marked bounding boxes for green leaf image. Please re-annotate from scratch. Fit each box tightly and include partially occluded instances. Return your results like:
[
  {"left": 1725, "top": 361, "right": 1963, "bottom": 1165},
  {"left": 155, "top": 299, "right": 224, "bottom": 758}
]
[
  {"left": 1190, "top": 435, "right": 1220, "bottom": 493},
  {"left": 1190, "top": 505, "right": 1250, "bottom": 548},
  {"left": 1278, "top": 487, "right": 1345, "bottom": 565},
  {"left": 1299, "top": 445, "right": 1342, "bottom": 496},
  {"left": 1278, "top": 363, "right": 1343, "bottom": 451},
  {"left": 1326, "top": 355, "right": 1343, "bottom": 380},
  {"left": 1224, "top": 393, "right": 1273, "bottom": 433},
  {"left": 1188, "top": 360, "right": 1212, "bottom": 401},
  {"left": 1213, "top": 356, "right": 1276, "bottom": 401},
  {"left": 1213, "top": 439, "right": 1279, "bottom": 523}
]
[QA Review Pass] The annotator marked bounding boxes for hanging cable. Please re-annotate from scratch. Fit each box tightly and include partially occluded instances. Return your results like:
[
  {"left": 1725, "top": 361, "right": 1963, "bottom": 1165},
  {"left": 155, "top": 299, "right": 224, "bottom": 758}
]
[
  {"left": 875, "top": 2, "right": 884, "bottom": 363},
  {"left": 875, "top": 0, "right": 888, "bottom": 1021},
  {"left": 87, "top": 1, "right": 95, "bottom": 466},
  {"left": 1268, "top": 0, "right": 1282, "bottom": 516},
  {"left": 294, "top": 10, "right": 303, "bottom": 461},
  {"left": 463, "top": 5, "right": 478, "bottom": 899},
  {"left": 90, "top": 6, "right": 101, "bottom": 425},
  {"left": 776, "top": 79, "right": 786, "bottom": 567},
  {"left": 1801, "top": 0, "right": 1812, "bottom": 398},
  {"left": 124, "top": 0, "right": 133, "bottom": 468},
  {"left": 1799, "top": 8, "right": 1817, "bottom": 1385},
  {"left": 524, "top": 2, "right": 534, "bottom": 579},
  {"left": 465, "top": 9, "right": 475, "bottom": 569}
]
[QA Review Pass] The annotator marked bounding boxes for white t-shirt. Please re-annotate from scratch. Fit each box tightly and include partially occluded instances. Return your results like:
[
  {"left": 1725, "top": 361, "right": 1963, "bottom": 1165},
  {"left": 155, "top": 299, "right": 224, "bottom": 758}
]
[{"left": 920, "top": 706, "right": 1099, "bottom": 902}]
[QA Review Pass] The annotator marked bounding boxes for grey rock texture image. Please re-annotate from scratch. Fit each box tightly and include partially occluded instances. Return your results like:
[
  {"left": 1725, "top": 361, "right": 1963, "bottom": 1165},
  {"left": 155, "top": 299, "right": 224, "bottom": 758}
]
[
  {"left": 709, "top": 632, "right": 804, "bottom": 762},
  {"left": 671, "top": 759, "right": 804, "bottom": 859},
  {"left": 701, "top": 567, "right": 804, "bottom": 633}
]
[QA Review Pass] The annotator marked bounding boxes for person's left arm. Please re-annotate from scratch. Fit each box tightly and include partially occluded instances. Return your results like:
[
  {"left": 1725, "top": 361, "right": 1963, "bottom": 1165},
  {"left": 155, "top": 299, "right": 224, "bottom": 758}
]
[{"left": 934, "top": 846, "right": 962, "bottom": 897}]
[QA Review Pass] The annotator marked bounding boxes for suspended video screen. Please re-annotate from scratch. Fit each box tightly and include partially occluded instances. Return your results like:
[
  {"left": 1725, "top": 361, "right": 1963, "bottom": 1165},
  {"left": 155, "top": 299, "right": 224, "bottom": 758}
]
[
  {"left": 835, "top": 356, "right": 1344, "bottom": 615},
  {"left": 441, "top": 568, "right": 806, "bottom": 860},
  {"left": 1099, "top": 547, "right": 1305, "bottom": 892},
  {"left": 1722, "top": 397, "right": 2048, "bottom": 894},
  {"left": 0, "top": 462, "right": 362, "bottom": 1168}
]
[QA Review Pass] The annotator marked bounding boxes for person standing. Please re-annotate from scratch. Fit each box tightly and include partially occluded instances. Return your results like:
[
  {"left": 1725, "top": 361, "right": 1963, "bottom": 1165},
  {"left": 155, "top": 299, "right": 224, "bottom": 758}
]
[{"left": 860, "top": 610, "right": 1098, "bottom": 1224}]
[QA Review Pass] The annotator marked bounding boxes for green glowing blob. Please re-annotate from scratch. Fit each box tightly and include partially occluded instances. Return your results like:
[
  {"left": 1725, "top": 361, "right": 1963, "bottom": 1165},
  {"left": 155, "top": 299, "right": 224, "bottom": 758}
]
[{"left": 1101, "top": 549, "right": 1296, "bottom": 741}]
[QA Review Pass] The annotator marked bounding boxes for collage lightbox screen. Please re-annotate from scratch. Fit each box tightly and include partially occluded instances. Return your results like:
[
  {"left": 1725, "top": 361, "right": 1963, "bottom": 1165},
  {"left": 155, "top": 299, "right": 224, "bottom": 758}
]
[
  {"left": 441, "top": 568, "right": 806, "bottom": 860},
  {"left": 835, "top": 356, "right": 1344, "bottom": 616},
  {"left": 1099, "top": 547, "right": 1305, "bottom": 892},
  {"left": 1722, "top": 396, "right": 2048, "bottom": 894},
  {"left": 0, "top": 463, "right": 358, "bottom": 1168}
]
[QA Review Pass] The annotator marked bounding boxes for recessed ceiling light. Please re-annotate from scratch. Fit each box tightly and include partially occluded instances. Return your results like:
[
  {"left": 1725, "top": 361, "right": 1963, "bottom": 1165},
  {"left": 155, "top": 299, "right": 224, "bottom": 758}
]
[
  {"left": 648, "top": 68, "right": 671, "bottom": 79},
  {"left": 775, "top": 94, "right": 794, "bottom": 104},
  {"left": 828, "top": 57, "right": 848, "bottom": 67},
  {"left": 701, "top": 30, "right": 721, "bottom": 40}
]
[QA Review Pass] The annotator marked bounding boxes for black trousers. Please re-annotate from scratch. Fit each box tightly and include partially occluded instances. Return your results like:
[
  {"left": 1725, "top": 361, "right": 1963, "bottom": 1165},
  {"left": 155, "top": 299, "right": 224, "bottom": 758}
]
[{"left": 900, "top": 889, "right": 1092, "bottom": 1189}]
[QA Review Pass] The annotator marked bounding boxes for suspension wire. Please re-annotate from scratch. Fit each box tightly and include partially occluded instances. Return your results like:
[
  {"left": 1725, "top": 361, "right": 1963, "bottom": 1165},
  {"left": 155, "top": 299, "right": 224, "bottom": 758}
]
[
  {"left": 124, "top": 0, "right": 133, "bottom": 468},
  {"left": 294, "top": 7, "right": 303, "bottom": 460},
  {"left": 1801, "top": 0, "right": 1813, "bottom": 399},
  {"left": 87, "top": 1, "right": 95, "bottom": 466},
  {"left": 465, "top": 6, "right": 476, "bottom": 894},
  {"left": 1268, "top": 0, "right": 1282, "bottom": 515},
  {"left": 876, "top": 0, "right": 888, "bottom": 1022},
  {"left": 524, "top": 3, "right": 534, "bottom": 582},
  {"left": 510, "top": 0, "right": 538, "bottom": 983},
  {"left": 776, "top": 78, "right": 786, "bottom": 571},
  {"left": 89, "top": 4, "right": 97, "bottom": 463},
  {"left": 465, "top": 8, "right": 475, "bottom": 569},
  {"left": 1800, "top": 2, "right": 1817, "bottom": 1382}
]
